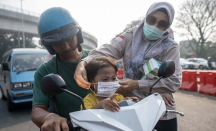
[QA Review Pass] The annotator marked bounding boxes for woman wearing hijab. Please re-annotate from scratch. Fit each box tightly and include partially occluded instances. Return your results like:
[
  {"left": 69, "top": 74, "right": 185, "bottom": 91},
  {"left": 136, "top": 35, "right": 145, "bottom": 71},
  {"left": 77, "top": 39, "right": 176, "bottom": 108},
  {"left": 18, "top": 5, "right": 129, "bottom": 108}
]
[{"left": 75, "top": 2, "right": 182, "bottom": 131}]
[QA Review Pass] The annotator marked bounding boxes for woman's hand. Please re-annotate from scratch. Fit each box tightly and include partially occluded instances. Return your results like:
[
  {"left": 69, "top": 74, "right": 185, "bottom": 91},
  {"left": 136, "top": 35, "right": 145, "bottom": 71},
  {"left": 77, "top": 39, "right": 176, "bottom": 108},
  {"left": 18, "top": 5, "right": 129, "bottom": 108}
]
[
  {"left": 100, "top": 94, "right": 120, "bottom": 112},
  {"left": 74, "top": 61, "right": 90, "bottom": 89},
  {"left": 119, "top": 79, "right": 139, "bottom": 91},
  {"left": 75, "top": 75, "right": 91, "bottom": 89},
  {"left": 161, "top": 94, "right": 175, "bottom": 107}
]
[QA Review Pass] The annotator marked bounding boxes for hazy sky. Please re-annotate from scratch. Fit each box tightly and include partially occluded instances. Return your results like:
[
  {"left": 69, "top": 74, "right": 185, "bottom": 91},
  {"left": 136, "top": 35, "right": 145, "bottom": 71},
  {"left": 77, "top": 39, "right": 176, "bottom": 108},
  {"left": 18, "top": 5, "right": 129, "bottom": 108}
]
[{"left": 0, "top": 0, "right": 186, "bottom": 47}]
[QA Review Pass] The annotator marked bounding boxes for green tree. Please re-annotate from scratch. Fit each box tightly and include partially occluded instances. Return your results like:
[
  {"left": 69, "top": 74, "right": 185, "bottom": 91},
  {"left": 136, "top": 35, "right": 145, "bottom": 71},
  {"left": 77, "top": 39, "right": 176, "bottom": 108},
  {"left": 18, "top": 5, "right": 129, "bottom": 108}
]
[
  {"left": 179, "top": 40, "right": 216, "bottom": 60},
  {"left": 204, "top": 41, "right": 216, "bottom": 61},
  {"left": 179, "top": 39, "right": 197, "bottom": 58}
]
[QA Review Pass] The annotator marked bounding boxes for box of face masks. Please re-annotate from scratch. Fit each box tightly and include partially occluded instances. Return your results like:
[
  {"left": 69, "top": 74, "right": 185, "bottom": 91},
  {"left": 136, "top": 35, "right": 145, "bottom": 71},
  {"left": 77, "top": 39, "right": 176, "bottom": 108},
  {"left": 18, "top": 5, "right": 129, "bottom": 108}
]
[{"left": 141, "top": 58, "right": 161, "bottom": 80}]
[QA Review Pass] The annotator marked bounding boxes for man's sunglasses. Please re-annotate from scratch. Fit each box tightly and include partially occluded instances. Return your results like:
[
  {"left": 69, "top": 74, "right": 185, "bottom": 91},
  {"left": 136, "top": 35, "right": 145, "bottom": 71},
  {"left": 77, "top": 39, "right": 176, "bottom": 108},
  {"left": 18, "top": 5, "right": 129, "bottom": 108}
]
[{"left": 146, "top": 15, "right": 170, "bottom": 30}]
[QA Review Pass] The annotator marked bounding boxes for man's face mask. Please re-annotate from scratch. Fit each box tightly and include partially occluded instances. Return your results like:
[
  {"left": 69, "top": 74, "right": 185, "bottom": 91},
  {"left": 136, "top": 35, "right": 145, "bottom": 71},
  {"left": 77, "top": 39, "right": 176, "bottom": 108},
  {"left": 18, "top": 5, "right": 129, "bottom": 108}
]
[
  {"left": 91, "top": 81, "right": 121, "bottom": 97},
  {"left": 143, "top": 21, "right": 166, "bottom": 41}
]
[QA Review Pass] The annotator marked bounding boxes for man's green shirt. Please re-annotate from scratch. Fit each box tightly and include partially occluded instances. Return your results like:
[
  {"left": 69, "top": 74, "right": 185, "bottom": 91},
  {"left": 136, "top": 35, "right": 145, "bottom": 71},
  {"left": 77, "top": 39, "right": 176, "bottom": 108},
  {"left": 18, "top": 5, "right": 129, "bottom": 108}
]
[{"left": 33, "top": 50, "right": 91, "bottom": 120}]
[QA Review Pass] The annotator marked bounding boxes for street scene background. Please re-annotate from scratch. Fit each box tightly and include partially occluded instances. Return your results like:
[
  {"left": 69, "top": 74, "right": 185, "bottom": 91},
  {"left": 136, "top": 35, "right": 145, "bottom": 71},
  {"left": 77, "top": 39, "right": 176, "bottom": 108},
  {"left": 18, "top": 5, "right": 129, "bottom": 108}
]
[
  {"left": 1, "top": 90, "right": 216, "bottom": 131},
  {"left": 0, "top": 0, "right": 216, "bottom": 131}
]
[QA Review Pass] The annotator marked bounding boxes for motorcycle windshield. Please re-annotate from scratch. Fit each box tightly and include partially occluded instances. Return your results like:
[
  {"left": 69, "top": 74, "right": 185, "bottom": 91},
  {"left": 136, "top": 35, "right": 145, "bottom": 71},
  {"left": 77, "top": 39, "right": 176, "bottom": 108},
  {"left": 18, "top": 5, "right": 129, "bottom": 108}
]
[{"left": 69, "top": 93, "right": 166, "bottom": 131}]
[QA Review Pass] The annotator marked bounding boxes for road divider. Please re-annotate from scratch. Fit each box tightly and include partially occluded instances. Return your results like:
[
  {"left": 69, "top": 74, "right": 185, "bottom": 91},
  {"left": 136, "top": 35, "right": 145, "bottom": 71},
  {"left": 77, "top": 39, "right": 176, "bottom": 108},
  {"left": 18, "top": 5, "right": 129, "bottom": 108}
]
[
  {"left": 180, "top": 70, "right": 216, "bottom": 96},
  {"left": 180, "top": 71, "right": 198, "bottom": 91}
]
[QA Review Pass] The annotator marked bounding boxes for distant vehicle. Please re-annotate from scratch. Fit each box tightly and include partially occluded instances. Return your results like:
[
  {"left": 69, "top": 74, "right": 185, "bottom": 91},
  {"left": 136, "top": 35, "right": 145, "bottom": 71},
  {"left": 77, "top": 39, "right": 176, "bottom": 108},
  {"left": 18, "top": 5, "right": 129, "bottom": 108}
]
[
  {"left": 180, "top": 58, "right": 199, "bottom": 69},
  {"left": 186, "top": 58, "right": 208, "bottom": 70},
  {"left": 0, "top": 48, "right": 49, "bottom": 111},
  {"left": 207, "top": 57, "right": 216, "bottom": 70}
]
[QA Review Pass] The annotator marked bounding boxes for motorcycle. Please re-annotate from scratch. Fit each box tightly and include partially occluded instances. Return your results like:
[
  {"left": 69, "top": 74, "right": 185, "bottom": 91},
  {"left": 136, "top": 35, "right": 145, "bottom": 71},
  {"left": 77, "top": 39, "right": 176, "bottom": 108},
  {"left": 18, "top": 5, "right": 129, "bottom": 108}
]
[{"left": 40, "top": 60, "right": 184, "bottom": 131}]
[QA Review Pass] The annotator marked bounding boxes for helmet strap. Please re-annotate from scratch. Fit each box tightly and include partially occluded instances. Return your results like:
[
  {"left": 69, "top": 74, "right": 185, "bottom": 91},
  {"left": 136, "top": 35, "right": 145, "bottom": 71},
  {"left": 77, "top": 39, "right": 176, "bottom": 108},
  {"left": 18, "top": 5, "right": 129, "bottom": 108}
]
[
  {"left": 78, "top": 44, "right": 82, "bottom": 52},
  {"left": 56, "top": 54, "right": 61, "bottom": 74}
]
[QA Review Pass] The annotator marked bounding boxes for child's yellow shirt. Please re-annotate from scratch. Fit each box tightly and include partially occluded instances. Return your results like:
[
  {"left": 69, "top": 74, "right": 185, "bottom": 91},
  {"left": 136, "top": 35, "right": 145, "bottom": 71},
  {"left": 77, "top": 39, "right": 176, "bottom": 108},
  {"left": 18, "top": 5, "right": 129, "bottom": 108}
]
[{"left": 81, "top": 93, "right": 124, "bottom": 109}]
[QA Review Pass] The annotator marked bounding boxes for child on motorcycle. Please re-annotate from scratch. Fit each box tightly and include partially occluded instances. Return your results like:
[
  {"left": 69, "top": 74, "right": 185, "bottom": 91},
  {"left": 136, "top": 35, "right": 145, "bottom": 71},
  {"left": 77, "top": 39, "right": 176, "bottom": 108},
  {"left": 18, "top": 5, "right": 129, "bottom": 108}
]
[
  {"left": 82, "top": 56, "right": 138, "bottom": 112},
  {"left": 81, "top": 56, "right": 174, "bottom": 112}
]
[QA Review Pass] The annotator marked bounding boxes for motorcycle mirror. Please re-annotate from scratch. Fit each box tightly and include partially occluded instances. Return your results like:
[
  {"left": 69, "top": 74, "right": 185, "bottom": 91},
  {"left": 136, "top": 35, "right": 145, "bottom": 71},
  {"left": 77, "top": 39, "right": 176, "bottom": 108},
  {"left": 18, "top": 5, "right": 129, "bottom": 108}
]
[
  {"left": 40, "top": 74, "right": 66, "bottom": 97},
  {"left": 148, "top": 60, "right": 175, "bottom": 96},
  {"left": 40, "top": 74, "right": 86, "bottom": 110},
  {"left": 158, "top": 60, "right": 175, "bottom": 78}
]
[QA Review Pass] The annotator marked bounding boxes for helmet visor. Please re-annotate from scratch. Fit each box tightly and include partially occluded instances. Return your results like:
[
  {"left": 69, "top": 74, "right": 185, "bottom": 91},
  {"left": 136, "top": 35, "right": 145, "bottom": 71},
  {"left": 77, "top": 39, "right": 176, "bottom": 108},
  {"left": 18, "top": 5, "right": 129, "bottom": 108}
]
[{"left": 41, "top": 23, "right": 79, "bottom": 45}]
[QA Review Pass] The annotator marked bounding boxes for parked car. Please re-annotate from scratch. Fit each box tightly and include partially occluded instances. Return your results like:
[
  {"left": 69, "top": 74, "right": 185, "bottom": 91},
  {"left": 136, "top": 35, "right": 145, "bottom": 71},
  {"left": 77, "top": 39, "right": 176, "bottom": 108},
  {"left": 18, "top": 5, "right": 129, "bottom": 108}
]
[
  {"left": 0, "top": 48, "right": 49, "bottom": 111},
  {"left": 180, "top": 58, "right": 199, "bottom": 69},
  {"left": 186, "top": 58, "right": 208, "bottom": 70}
]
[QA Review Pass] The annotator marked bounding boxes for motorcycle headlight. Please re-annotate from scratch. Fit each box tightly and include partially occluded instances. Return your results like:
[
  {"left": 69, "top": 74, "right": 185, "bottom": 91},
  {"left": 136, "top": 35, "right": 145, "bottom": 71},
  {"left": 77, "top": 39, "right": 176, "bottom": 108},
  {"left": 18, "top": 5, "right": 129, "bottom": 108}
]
[
  {"left": 14, "top": 83, "right": 22, "bottom": 88},
  {"left": 23, "top": 82, "right": 31, "bottom": 88}
]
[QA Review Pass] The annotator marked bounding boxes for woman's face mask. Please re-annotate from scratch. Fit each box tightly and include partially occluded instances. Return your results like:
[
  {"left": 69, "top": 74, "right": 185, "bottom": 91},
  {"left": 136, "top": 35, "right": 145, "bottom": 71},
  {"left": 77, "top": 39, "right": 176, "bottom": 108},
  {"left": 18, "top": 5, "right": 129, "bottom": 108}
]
[
  {"left": 143, "top": 22, "right": 166, "bottom": 41},
  {"left": 143, "top": 11, "right": 170, "bottom": 41}
]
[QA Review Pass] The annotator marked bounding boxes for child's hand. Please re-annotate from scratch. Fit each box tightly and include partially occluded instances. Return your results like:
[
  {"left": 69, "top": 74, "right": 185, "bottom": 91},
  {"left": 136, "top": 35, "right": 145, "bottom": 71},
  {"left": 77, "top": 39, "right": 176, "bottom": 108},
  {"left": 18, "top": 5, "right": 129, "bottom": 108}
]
[
  {"left": 123, "top": 97, "right": 139, "bottom": 101},
  {"left": 100, "top": 94, "right": 120, "bottom": 112},
  {"left": 161, "top": 94, "right": 175, "bottom": 106}
]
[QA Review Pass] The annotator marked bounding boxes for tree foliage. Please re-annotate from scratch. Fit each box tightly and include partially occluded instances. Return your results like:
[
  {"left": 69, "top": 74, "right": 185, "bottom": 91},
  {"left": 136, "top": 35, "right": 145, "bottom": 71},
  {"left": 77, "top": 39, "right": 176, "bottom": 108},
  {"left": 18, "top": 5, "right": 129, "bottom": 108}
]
[
  {"left": 179, "top": 39, "right": 216, "bottom": 60},
  {"left": 176, "top": 0, "right": 216, "bottom": 57}
]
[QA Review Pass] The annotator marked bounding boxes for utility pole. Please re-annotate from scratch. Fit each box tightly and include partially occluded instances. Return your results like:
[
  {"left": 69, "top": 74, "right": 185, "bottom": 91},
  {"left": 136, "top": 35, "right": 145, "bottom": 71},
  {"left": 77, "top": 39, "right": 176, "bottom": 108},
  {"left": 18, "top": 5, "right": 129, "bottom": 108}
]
[
  {"left": 20, "top": 0, "right": 25, "bottom": 48},
  {"left": 18, "top": 28, "right": 20, "bottom": 47}
]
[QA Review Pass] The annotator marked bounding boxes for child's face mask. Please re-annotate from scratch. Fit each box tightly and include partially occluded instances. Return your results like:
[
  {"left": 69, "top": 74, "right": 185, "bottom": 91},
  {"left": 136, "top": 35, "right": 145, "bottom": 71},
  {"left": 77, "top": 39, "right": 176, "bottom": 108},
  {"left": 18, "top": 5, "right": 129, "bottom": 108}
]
[{"left": 92, "top": 81, "right": 121, "bottom": 97}]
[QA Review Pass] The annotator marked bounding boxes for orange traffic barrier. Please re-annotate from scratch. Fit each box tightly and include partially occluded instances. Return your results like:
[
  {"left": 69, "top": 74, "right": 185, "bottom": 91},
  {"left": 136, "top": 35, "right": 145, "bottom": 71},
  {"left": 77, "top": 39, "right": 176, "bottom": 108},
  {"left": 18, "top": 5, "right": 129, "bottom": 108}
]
[
  {"left": 198, "top": 71, "right": 208, "bottom": 94},
  {"left": 117, "top": 69, "right": 124, "bottom": 79},
  {"left": 196, "top": 71, "right": 200, "bottom": 84},
  {"left": 212, "top": 73, "right": 216, "bottom": 96},
  {"left": 209, "top": 72, "right": 216, "bottom": 96},
  {"left": 180, "top": 71, "right": 197, "bottom": 91},
  {"left": 199, "top": 72, "right": 216, "bottom": 96}
]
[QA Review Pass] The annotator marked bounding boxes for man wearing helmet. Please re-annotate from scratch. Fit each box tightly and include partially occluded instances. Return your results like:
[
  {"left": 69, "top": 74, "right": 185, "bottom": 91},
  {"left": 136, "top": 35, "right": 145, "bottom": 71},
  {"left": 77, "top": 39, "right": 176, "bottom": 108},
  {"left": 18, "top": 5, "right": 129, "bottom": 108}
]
[
  {"left": 31, "top": 7, "right": 90, "bottom": 131},
  {"left": 208, "top": 57, "right": 216, "bottom": 70}
]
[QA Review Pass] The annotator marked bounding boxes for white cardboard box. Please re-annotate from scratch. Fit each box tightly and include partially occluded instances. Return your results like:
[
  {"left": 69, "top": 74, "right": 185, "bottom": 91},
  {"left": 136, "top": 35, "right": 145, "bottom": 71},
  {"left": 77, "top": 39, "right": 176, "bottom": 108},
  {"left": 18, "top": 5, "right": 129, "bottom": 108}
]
[{"left": 141, "top": 58, "right": 161, "bottom": 80}]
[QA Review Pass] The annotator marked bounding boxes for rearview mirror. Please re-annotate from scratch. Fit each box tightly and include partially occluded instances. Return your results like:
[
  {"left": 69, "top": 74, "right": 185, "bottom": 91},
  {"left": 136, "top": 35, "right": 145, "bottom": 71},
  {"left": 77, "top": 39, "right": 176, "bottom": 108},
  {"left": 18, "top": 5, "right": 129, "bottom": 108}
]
[
  {"left": 158, "top": 60, "right": 175, "bottom": 78},
  {"left": 2, "top": 63, "right": 9, "bottom": 71},
  {"left": 40, "top": 74, "right": 67, "bottom": 97},
  {"left": 148, "top": 60, "right": 175, "bottom": 96},
  {"left": 40, "top": 74, "right": 86, "bottom": 109}
]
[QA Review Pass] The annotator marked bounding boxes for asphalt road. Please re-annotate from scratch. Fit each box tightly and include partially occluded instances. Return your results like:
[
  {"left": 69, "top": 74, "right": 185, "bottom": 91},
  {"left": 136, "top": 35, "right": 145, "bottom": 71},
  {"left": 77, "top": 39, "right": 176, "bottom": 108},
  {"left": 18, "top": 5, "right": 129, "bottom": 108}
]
[
  {"left": 0, "top": 90, "right": 216, "bottom": 131},
  {"left": 0, "top": 95, "right": 38, "bottom": 131},
  {"left": 175, "top": 90, "right": 216, "bottom": 131}
]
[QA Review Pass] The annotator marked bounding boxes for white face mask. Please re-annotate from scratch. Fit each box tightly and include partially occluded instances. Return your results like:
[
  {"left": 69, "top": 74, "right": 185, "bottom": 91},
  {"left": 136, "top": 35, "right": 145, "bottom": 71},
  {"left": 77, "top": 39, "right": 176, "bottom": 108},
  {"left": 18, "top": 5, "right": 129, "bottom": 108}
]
[{"left": 91, "top": 81, "right": 121, "bottom": 97}]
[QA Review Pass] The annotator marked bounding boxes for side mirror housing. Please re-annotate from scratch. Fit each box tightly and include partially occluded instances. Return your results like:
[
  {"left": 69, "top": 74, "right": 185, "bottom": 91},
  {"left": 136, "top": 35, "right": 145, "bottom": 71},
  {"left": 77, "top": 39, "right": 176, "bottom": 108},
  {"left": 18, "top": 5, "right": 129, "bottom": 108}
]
[
  {"left": 40, "top": 74, "right": 86, "bottom": 110},
  {"left": 40, "top": 74, "right": 67, "bottom": 97},
  {"left": 158, "top": 60, "right": 175, "bottom": 78},
  {"left": 148, "top": 60, "right": 175, "bottom": 96},
  {"left": 2, "top": 63, "right": 9, "bottom": 71}
]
